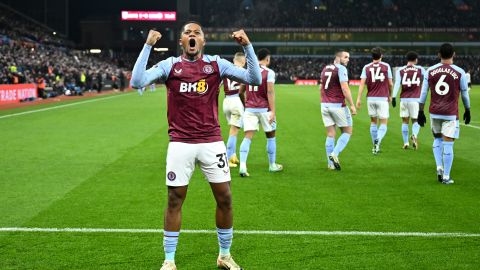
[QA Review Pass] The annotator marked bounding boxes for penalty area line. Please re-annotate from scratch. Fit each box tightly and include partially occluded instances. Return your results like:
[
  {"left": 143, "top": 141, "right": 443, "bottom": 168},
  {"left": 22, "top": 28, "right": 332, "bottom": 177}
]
[{"left": 0, "top": 227, "right": 479, "bottom": 238}]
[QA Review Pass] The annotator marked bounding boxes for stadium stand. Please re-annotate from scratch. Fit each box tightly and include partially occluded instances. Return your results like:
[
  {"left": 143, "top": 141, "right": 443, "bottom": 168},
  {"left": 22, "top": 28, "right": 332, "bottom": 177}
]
[
  {"left": 199, "top": 0, "right": 479, "bottom": 28},
  {"left": 0, "top": 7, "right": 128, "bottom": 98}
]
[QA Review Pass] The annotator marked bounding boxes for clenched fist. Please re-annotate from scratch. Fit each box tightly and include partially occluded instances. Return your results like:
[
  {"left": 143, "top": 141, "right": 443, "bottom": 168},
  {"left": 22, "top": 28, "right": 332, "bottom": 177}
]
[
  {"left": 232, "top": 29, "right": 251, "bottom": 46},
  {"left": 146, "top": 30, "right": 162, "bottom": 46}
]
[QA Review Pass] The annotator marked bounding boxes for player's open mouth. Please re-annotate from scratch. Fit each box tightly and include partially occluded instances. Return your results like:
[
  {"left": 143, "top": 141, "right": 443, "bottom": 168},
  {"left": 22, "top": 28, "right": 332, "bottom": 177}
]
[{"left": 189, "top": 38, "right": 196, "bottom": 48}]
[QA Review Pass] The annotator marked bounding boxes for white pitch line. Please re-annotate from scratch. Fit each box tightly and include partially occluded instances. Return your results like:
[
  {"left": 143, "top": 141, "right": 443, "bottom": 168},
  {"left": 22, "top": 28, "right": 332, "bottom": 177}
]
[
  {"left": 461, "top": 123, "right": 480, "bottom": 130},
  {"left": 0, "top": 93, "right": 132, "bottom": 120},
  {"left": 1, "top": 227, "right": 479, "bottom": 238}
]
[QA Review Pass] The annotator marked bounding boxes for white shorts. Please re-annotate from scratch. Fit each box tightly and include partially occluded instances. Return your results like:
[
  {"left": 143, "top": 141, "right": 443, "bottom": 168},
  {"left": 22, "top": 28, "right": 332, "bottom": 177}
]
[
  {"left": 430, "top": 118, "right": 459, "bottom": 139},
  {"left": 223, "top": 96, "right": 244, "bottom": 128},
  {"left": 321, "top": 106, "right": 353, "bottom": 127},
  {"left": 243, "top": 110, "right": 276, "bottom": 132},
  {"left": 400, "top": 101, "right": 419, "bottom": 119},
  {"left": 165, "top": 141, "right": 231, "bottom": 186},
  {"left": 367, "top": 100, "right": 389, "bottom": 119}
]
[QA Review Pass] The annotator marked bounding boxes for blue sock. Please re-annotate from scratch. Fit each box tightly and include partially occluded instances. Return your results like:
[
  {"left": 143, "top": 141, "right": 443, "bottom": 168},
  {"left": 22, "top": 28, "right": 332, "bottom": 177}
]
[
  {"left": 401, "top": 123, "right": 409, "bottom": 144},
  {"left": 333, "top": 133, "right": 351, "bottom": 156},
  {"left": 442, "top": 141, "right": 454, "bottom": 179},
  {"left": 370, "top": 124, "right": 378, "bottom": 144},
  {"left": 239, "top": 138, "right": 251, "bottom": 164},
  {"left": 412, "top": 122, "right": 420, "bottom": 137},
  {"left": 377, "top": 124, "right": 388, "bottom": 143},
  {"left": 164, "top": 231, "right": 179, "bottom": 261},
  {"left": 432, "top": 138, "right": 443, "bottom": 168},
  {"left": 325, "top": 136, "right": 335, "bottom": 165},
  {"left": 266, "top": 137, "right": 276, "bottom": 165},
  {"left": 217, "top": 227, "right": 233, "bottom": 256},
  {"left": 226, "top": 135, "right": 237, "bottom": 160}
]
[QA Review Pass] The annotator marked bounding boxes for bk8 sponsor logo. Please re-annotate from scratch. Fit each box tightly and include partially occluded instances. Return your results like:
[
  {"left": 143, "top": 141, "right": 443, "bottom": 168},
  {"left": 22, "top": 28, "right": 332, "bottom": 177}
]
[{"left": 179, "top": 79, "right": 208, "bottom": 94}]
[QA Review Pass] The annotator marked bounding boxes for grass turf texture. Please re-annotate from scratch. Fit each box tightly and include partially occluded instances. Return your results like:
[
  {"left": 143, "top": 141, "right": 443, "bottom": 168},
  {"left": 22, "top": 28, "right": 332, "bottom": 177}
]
[{"left": 0, "top": 85, "right": 479, "bottom": 269}]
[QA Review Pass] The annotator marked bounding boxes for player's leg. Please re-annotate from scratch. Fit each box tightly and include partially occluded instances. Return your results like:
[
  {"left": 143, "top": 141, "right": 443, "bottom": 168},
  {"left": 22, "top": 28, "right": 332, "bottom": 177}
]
[
  {"left": 325, "top": 125, "right": 336, "bottom": 169},
  {"left": 260, "top": 112, "right": 282, "bottom": 172},
  {"left": 401, "top": 117, "right": 410, "bottom": 149},
  {"left": 265, "top": 130, "right": 282, "bottom": 172},
  {"left": 239, "top": 112, "right": 257, "bottom": 176},
  {"left": 440, "top": 120, "right": 459, "bottom": 184},
  {"left": 375, "top": 101, "right": 389, "bottom": 149},
  {"left": 329, "top": 106, "right": 353, "bottom": 170},
  {"left": 400, "top": 101, "right": 410, "bottom": 148},
  {"left": 322, "top": 107, "right": 336, "bottom": 169},
  {"left": 367, "top": 101, "right": 378, "bottom": 145},
  {"left": 226, "top": 99, "right": 244, "bottom": 167},
  {"left": 162, "top": 142, "right": 196, "bottom": 268},
  {"left": 197, "top": 142, "right": 242, "bottom": 270},
  {"left": 210, "top": 182, "right": 242, "bottom": 270},
  {"left": 431, "top": 118, "right": 444, "bottom": 182},
  {"left": 163, "top": 186, "right": 188, "bottom": 269},
  {"left": 410, "top": 102, "right": 421, "bottom": 150},
  {"left": 226, "top": 125, "right": 240, "bottom": 167}
]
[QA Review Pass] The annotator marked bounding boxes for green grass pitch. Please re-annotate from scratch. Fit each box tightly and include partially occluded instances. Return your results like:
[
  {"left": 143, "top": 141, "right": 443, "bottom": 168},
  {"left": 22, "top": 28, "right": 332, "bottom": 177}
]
[{"left": 0, "top": 85, "right": 479, "bottom": 269}]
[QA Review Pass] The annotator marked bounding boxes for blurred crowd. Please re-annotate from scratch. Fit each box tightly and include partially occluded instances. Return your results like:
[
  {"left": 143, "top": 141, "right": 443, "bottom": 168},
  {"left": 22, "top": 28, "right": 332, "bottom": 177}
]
[
  {"left": 0, "top": 8, "right": 128, "bottom": 99},
  {"left": 270, "top": 55, "right": 480, "bottom": 83},
  {"left": 199, "top": 0, "right": 479, "bottom": 28}
]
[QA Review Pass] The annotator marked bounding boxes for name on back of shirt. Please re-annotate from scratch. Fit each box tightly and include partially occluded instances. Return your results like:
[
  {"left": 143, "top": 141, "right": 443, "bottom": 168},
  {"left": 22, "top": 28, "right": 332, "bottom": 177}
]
[{"left": 430, "top": 67, "right": 458, "bottom": 80}]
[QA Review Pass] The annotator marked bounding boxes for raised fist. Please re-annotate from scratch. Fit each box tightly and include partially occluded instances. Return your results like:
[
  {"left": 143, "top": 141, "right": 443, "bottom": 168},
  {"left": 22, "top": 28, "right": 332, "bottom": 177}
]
[
  {"left": 232, "top": 29, "right": 251, "bottom": 46},
  {"left": 146, "top": 30, "right": 162, "bottom": 46}
]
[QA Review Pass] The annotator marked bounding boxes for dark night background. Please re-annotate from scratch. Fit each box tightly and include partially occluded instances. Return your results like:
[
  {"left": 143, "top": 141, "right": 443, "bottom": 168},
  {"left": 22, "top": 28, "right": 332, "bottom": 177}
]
[{"left": 0, "top": 0, "right": 177, "bottom": 43}]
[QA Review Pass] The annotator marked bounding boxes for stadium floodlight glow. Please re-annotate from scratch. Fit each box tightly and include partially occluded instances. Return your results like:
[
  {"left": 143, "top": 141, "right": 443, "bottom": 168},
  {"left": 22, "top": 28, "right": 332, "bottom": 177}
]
[
  {"left": 153, "top": 48, "right": 169, "bottom": 52},
  {"left": 121, "top": 11, "right": 176, "bottom": 21},
  {"left": 89, "top": 49, "right": 102, "bottom": 54}
]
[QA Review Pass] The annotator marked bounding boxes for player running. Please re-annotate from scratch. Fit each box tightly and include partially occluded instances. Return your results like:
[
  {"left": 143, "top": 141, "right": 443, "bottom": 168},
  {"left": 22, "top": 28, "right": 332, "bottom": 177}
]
[
  {"left": 131, "top": 22, "right": 261, "bottom": 270},
  {"left": 392, "top": 51, "right": 426, "bottom": 150},
  {"left": 320, "top": 50, "right": 357, "bottom": 170},
  {"left": 223, "top": 52, "right": 246, "bottom": 168},
  {"left": 418, "top": 43, "right": 471, "bottom": 185},
  {"left": 238, "top": 48, "right": 283, "bottom": 177},
  {"left": 356, "top": 47, "right": 393, "bottom": 155}
]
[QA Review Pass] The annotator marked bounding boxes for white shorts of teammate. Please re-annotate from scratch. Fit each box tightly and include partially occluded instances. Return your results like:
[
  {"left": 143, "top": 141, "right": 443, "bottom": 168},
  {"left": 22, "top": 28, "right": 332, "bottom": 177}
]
[
  {"left": 165, "top": 141, "right": 231, "bottom": 186},
  {"left": 243, "top": 110, "right": 276, "bottom": 132},
  {"left": 367, "top": 100, "right": 389, "bottom": 119},
  {"left": 400, "top": 101, "right": 419, "bottom": 119},
  {"left": 223, "top": 96, "right": 244, "bottom": 128},
  {"left": 321, "top": 106, "right": 353, "bottom": 127},
  {"left": 431, "top": 118, "right": 460, "bottom": 139}
]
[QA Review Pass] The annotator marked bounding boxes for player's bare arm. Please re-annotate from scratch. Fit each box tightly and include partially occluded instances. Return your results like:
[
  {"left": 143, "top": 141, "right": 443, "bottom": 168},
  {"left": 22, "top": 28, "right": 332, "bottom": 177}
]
[
  {"left": 356, "top": 78, "right": 366, "bottom": 109},
  {"left": 239, "top": 84, "right": 246, "bottom": 105},
  {"left": 341, "top": 82, "right": 357, "bottom": 115},
  {"left": 267, "top": 82, "right": 276, "bottom": 123},
  {"left": 388, "top": 78, "right": 393, "bottom": 103}
]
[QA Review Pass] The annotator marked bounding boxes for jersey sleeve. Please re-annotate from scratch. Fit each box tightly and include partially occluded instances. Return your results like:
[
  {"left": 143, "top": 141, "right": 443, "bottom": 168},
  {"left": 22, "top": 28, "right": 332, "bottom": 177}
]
[
  {"left": 459, "top": 69, "right": 471, "bottom": 109},
  {"left": 267, "top": 69, "right": 275, "bottom": 83},
  {"left": 218, "top": 44, "right": 261, "bottom": 85},
  {"left": 130, "top": 44, "right": 172, "bottom": 88},
  {"left": 387, "top": 64, "right": 393, "bottom": 79},
  {"left": 392, "top": 67, "right": 401, "bottom": 97},
  {"left": 337, "top": 65, "right": 348, "bottom": 82},
  {"left": 360, "top": 65, "right": 367, "bottom": 79},
  {"left": 419, "top": 68, "right": 430, "bottom": 104}
]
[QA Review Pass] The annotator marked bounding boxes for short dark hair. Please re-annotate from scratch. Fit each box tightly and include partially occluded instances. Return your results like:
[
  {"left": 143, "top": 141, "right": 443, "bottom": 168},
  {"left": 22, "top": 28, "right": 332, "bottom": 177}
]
[
  {"left": 257, "top": 48, "right": 270, "bottom": 61},
  {"left": 371, "top": 47, "right": 383, "bottom": 60},
  {"left": 406, "top": 51, "right": 418, "bottom": 62},
  {"left": 180, "top": 21, "right": 203, "bottom": 35},
  {"left": 439, "top": 43, "right": 454, "bottom": 59},
  {"left": 335, "top": 49, "right": 347, "bottom": 57}
]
